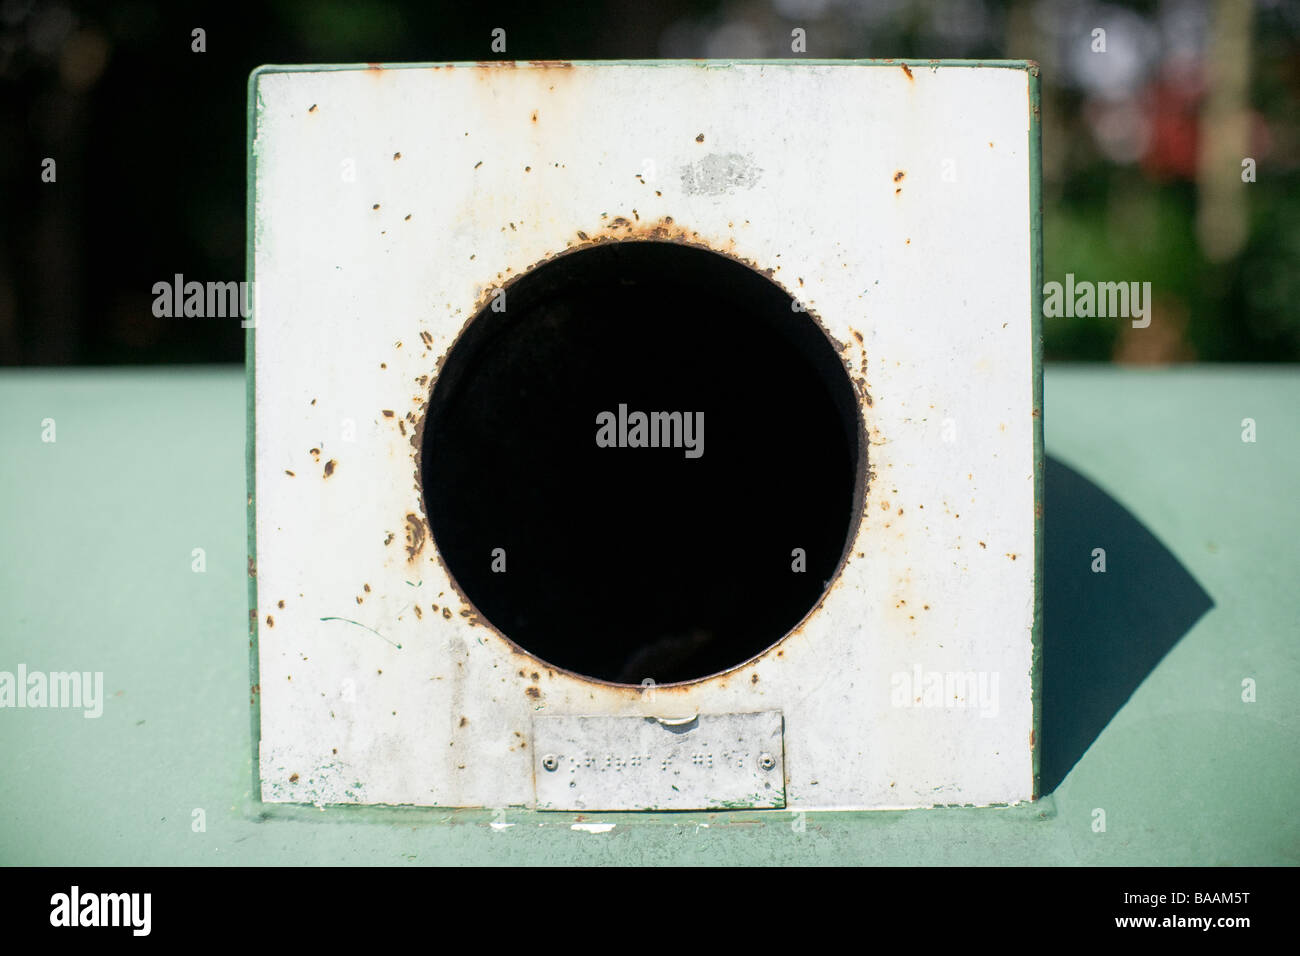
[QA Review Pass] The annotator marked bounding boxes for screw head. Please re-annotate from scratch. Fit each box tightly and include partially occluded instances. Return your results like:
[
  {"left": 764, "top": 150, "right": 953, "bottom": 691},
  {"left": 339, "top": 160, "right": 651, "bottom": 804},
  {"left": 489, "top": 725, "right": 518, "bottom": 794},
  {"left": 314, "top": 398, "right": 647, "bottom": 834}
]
[
  {"left": 542, "top": 754, "right": 559, "bottom": 772},
  {"left": 758, "top": 752, "right": 776, "bottom": 771}
]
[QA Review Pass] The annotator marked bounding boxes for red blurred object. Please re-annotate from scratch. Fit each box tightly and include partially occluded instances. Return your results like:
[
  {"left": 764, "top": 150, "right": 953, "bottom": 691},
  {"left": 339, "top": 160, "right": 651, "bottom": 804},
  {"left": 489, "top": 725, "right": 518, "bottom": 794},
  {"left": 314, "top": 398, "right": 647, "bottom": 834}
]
[{"left": 1141, "top": 60, "right": 1205, "bottom": 181}]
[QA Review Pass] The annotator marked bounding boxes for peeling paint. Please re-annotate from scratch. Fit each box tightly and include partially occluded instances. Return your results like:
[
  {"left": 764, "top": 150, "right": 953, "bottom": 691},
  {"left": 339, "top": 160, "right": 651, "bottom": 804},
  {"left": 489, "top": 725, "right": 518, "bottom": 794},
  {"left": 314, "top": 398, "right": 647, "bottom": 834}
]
[{"left": 680, "top": 153, "right": 761, "bottom": 195}]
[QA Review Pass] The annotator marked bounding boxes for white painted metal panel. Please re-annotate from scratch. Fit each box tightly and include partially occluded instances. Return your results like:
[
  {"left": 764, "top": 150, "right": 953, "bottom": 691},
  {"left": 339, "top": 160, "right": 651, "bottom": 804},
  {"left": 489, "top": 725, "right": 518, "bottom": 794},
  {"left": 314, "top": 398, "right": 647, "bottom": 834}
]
[{"left": 250, "top": 61, "right": 1038, "bottom": 810}]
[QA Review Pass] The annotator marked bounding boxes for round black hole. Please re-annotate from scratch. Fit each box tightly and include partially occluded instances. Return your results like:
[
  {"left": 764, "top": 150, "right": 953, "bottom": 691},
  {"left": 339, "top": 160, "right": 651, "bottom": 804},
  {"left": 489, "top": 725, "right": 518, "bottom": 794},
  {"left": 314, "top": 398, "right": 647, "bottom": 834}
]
[{"left": 422, "top": 240, "right": 863, "bottom": 684}]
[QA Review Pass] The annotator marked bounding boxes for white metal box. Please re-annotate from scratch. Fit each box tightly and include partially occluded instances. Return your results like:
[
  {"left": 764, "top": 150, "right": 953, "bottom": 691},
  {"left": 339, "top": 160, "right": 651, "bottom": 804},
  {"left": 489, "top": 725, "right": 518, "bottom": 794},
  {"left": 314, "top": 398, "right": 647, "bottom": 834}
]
[{"left": 247, "top": 60, "right": 1043, "bottom": 811}]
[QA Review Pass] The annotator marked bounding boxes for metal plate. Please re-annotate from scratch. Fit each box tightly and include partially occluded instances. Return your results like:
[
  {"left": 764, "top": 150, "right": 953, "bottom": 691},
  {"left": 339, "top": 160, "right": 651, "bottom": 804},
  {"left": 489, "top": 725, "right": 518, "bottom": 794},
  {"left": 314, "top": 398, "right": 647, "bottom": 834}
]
[
  {"left": 533, "top": 712, "right": 785, "bottom": 811},
  {"left": 249, "top": 60, "right": 1040, "bottom": 810}
]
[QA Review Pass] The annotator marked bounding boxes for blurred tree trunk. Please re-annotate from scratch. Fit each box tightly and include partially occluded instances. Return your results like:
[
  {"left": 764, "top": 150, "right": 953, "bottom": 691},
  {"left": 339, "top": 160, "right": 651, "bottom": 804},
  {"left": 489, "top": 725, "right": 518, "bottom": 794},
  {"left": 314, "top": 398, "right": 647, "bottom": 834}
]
[{"left": 1197, "top": 0, "right": 1255, "bottom": 262}]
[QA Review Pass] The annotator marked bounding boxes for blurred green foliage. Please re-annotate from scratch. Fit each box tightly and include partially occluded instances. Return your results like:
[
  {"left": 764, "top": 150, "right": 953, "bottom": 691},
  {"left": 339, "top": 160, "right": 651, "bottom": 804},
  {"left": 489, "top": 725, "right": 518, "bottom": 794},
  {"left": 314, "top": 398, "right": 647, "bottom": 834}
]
[{"left": 1, "top": 0, "right": 1296, "bottom": 364}]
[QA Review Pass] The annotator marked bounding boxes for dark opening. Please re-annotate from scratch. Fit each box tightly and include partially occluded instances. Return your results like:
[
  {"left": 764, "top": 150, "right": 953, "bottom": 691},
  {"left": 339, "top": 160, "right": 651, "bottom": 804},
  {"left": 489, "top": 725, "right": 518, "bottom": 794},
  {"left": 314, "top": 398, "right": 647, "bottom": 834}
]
[{"left": 422, "top": 240, "right": 862, "bottom": 684}]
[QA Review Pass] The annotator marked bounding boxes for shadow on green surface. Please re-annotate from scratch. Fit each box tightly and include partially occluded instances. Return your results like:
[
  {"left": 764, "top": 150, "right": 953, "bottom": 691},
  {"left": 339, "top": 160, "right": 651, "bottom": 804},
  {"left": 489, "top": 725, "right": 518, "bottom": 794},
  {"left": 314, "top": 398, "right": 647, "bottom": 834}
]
[{"left": 1042, "top": 455, "right": 1214, "bottom": 794}]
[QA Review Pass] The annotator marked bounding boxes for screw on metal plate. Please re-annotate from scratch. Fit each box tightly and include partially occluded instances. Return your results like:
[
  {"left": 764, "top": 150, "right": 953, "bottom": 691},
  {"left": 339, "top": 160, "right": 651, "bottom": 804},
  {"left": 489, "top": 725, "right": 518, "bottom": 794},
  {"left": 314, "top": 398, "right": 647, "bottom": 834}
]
[
  {"left": 541, "top": 754, "right": 559, "bottom": 772},
  {"left": 758, "top": 752, "right": 776, "bottom": 771}
]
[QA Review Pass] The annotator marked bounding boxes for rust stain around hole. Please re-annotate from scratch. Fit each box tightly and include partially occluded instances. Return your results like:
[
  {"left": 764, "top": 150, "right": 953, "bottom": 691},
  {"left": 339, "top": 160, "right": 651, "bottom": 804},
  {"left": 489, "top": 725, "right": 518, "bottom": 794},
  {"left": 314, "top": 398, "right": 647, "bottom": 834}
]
[
  {"left": 307, "top": 104, "right": 317, "bottom": 113},
  {"left": 404, "top": 513, "right": 426, "bottom": 561},
  {"left": 415, "top": 214, "right": 871, "bottom": 695},
  {"left": 323, "top": 459, "right": 336, "bottom": 478},
  {"left": 901, "top": 63, "right": 914, "bottom": 80}
]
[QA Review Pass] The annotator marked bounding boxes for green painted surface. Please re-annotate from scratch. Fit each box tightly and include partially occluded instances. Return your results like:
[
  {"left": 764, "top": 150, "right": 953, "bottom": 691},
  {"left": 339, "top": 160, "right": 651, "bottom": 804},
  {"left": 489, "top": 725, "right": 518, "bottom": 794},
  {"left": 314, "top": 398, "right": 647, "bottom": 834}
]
[{"left": 0, "top": 365, "right": 1295, "bottom": 864}]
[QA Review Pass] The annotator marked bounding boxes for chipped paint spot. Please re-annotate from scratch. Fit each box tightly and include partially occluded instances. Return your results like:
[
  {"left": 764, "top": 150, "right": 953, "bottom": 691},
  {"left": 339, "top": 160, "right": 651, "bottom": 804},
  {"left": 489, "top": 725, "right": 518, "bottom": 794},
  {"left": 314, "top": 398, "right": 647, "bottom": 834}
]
[
  {"left": 680, "top": 153, "right": 761, "bottom": 195},
  {"left": 571, "top": 822, "right": 615, "bottom": 834},
  {"left": 405, "top": 512, "right": 426, "bottom": 561}
]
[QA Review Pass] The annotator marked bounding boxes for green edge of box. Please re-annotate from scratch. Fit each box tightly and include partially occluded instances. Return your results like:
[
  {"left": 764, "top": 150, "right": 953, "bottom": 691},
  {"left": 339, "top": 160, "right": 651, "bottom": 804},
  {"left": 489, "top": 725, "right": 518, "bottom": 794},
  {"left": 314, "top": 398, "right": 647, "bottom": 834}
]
[{"left": 245, "top": 66, "right": 262, "bottom": 804}]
